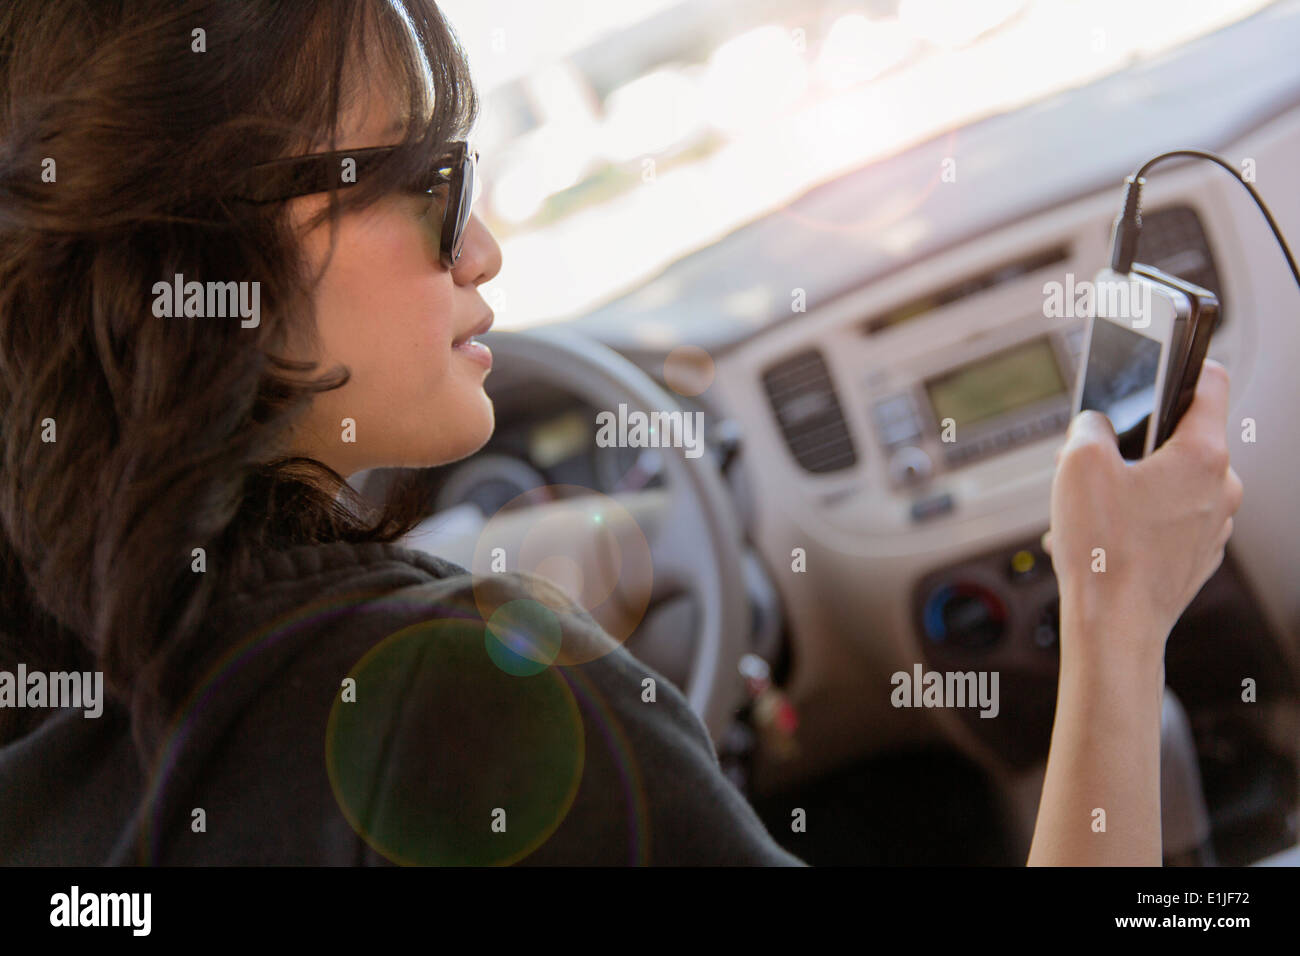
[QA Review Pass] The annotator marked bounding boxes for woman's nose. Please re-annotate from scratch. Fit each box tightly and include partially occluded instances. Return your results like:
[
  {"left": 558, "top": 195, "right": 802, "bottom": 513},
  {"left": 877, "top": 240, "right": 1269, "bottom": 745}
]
[{"left": 453, "top": 213, "right": 503, "bottom": 287}]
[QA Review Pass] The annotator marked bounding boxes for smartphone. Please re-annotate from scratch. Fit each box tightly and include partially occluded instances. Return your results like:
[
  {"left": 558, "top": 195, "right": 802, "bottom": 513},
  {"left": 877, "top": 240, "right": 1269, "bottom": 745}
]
[{"left": 1072, "top": 265, "right": 1219, "bottom": 460}]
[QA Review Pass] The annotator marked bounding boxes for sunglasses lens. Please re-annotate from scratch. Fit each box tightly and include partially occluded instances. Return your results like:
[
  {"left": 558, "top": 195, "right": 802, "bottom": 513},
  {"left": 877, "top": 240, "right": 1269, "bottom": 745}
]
[{"left": 447, "top": 152, "right": 474, "bottom": 265}]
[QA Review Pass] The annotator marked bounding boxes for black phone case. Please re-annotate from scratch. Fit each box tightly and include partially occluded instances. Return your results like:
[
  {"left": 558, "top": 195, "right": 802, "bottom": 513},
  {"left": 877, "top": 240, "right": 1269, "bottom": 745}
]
[{"left": 1131, "top": 264, "right": 1221, "bottom": 449}]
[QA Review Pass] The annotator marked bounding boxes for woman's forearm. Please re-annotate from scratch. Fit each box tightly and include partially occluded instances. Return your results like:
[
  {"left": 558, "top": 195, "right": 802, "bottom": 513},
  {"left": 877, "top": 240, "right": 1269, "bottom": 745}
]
[
  {"left": 1030, "top": 366, "right": 1239, "bottom": 865},
  {"left": 1027, "top": 598, "right": 1167, "bottom": 866}
]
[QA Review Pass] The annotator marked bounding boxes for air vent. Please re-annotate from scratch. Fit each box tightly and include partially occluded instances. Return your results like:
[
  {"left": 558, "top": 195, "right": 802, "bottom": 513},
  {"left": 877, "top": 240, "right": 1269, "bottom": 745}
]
[
  {"left": 761, "top": 349, "right": 857, "bottom": 474},
  {"left": 1132, "top": 204, "right": 1226, "bottom": 324}
]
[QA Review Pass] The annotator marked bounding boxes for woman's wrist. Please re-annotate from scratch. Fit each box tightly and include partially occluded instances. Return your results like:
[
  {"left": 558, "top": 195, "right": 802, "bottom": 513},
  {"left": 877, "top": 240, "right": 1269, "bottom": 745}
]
[{"left": 1057, "top": 585, "right": 1168, "bottom": 688}]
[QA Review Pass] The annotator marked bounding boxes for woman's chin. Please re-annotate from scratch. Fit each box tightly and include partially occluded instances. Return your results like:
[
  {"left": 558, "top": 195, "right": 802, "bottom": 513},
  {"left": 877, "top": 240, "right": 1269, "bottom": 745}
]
[{"left": 430, "top": 403, "right": 495, "bottom": 466}]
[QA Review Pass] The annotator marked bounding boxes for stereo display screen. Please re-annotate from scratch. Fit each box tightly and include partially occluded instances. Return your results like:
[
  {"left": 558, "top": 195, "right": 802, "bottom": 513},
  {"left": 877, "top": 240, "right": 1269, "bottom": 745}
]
[{"left": 925, "top": 338, "right": 1066, "bottom": 430}]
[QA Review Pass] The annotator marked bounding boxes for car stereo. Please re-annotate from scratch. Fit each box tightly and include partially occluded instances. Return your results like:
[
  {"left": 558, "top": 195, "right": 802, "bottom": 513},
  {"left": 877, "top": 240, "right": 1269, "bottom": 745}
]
[{"left": 865, "top": 324, "right": 1084, "bottom": 492}]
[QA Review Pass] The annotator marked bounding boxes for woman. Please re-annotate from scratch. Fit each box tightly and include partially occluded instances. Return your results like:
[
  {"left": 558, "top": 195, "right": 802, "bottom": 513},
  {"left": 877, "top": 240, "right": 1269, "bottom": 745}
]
[{"left": 0, "top": 0, "right": 1241, "bottom": 866}]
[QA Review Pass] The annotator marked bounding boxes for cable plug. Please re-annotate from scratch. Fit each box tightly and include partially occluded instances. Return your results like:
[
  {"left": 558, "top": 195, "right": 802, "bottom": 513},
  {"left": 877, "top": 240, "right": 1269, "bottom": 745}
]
[{"left": 1108, "top": 173, "right": 1145, "bottom": 275}]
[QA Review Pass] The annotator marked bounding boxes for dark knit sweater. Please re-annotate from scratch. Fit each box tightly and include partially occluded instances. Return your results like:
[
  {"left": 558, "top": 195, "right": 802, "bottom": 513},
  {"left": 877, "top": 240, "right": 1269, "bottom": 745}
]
[{"left": 0, "top": 541, "right": 803, "bottom": 866}]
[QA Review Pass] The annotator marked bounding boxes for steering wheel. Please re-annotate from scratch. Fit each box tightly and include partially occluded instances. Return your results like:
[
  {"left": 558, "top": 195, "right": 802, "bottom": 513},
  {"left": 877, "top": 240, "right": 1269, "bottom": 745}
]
[{"left": 401, "top": 325, "right": 751, "bottom": 745}]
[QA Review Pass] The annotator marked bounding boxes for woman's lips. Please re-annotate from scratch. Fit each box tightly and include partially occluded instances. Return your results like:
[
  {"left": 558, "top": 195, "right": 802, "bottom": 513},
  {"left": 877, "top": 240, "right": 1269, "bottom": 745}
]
[
  {"left": 453, "top": 337, "right": 492, "bottom": 369},
  {"left": 452, "top": 311, "right": 494, "bottom": 369}
]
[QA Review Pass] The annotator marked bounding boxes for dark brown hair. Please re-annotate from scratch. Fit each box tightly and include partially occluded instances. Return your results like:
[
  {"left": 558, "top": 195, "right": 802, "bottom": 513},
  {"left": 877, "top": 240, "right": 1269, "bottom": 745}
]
[{"left": 0, "top": 0, "right": 478, "bottom": 749}]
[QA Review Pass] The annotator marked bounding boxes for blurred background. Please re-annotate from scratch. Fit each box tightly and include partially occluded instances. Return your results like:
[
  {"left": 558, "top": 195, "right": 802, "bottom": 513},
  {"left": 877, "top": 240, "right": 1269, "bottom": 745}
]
[{"left": 436, "top": 0, "right": 1273, "bottom": 328}]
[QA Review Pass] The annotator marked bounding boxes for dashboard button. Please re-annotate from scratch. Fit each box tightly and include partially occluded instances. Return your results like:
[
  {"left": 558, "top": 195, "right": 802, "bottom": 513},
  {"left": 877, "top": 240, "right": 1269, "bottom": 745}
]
[
  {"left": 1007, "top": 547, "right": 1043, "bottom": 583},
  {"left": 873, "top": 395, "right": 922, "bottom": 446},
  {"left": 910, "top": 492, "right": 954, "bottom": 522},
  {"left": 879, "top": 416, "right": 922, "bottom": 446},
  {"left": 922, "top": 582, "right": 1007, "bottom": 648},
  {"left": 889, "top": 446, "right": 933, "bottom": 487},
  {"left": 874, "top": 394, "right": 914, "bottom": 423},
  {"left": 1033, "top": 598, "right": 1060, "bottom": 650}
]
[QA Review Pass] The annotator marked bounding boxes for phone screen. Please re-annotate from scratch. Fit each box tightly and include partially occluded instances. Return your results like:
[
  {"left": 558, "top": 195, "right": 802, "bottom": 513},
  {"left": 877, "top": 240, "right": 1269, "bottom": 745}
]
[{"left": 1078, "top": 319, "right": 1162, "bottom": 461}]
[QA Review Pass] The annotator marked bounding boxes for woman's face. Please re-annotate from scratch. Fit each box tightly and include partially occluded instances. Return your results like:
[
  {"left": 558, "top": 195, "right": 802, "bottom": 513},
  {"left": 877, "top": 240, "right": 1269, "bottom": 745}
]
[{"left": 282, "top": 77, "right": 503, "bottom": 478}]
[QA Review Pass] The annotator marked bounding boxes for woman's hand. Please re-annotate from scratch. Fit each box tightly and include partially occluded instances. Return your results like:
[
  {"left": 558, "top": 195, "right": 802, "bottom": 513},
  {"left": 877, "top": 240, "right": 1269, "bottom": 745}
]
[
  {"left": 1043, "top": 358, "right": 1243, "bottom": 667},
  {"left": 1028, "top": 358, "right": 1242, "bottom": 866}
]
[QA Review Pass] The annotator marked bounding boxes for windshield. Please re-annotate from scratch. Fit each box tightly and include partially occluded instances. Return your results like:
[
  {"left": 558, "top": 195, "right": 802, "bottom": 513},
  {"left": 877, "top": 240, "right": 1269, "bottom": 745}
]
[{"left": 438, "top": 0, "right": 1277, "bottom": 329}]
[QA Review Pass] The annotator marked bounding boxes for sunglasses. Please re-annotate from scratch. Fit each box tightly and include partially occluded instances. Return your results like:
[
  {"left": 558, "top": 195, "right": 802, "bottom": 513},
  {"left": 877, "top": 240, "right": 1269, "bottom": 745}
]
[{"left": 233, "top": 141, "right": 477, "bottom": 270}]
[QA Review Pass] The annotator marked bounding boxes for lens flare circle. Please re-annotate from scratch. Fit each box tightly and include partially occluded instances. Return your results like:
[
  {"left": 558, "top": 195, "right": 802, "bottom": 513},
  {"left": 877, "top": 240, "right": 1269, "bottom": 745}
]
[
  {"left": 485, "top": 598, "right": 562, "bottom": 676},
  {"left": 471, "top": 484, "right": 654, "bottom": 662},
  {"left": 663, "top": 345, "right": 715, "bottom": 397},
  {"left": 325, "top": 617, "right": 584, "bottom": 866}
]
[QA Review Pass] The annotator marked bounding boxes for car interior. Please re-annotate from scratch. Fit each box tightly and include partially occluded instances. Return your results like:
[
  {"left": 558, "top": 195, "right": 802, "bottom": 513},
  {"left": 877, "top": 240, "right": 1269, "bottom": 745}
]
[{"left": 356, "top": 0, "right": 1300, "bottom": 866}]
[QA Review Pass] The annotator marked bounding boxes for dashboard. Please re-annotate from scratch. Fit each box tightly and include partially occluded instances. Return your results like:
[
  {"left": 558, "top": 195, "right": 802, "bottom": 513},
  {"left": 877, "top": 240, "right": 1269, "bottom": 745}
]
[{"left": 693, "top": 113, "right": 1300, "bottom": 862}]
